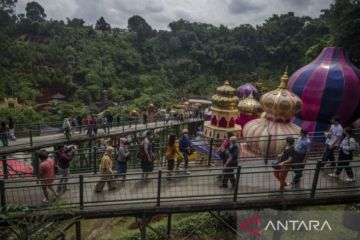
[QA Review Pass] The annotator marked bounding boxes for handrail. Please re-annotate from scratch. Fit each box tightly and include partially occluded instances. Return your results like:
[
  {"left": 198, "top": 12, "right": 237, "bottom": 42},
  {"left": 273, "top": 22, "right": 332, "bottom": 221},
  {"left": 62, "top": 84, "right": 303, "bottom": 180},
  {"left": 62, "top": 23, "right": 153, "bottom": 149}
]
[{"left": 2, "top": 159, "right": 360, "bottom": 213}]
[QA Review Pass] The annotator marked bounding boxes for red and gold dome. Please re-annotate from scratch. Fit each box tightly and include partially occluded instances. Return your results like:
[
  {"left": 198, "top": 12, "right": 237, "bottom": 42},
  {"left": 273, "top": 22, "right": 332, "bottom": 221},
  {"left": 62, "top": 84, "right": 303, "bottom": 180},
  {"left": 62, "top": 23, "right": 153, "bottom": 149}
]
[{"left": 260, "top": 70, "right": 302, "bottom": 122}]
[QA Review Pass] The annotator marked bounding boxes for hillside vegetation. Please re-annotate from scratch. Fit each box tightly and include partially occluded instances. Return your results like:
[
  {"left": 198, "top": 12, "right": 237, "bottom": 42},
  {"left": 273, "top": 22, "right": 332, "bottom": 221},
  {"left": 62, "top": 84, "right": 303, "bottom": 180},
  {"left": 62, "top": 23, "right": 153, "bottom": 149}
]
[{"left": 0, "top": 0, "right": 359, "bottom": 122}]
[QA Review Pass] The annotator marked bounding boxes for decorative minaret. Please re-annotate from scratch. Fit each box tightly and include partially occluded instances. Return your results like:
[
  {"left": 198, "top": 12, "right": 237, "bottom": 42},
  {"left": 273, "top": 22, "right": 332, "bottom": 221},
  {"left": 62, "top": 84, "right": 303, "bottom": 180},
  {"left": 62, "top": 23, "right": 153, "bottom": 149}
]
[
  {"left": 203, "top": 80, "right": 242, "bottom": 139},
  {"left": 243, "top": 69, "right": 302, "bottom": 155}
]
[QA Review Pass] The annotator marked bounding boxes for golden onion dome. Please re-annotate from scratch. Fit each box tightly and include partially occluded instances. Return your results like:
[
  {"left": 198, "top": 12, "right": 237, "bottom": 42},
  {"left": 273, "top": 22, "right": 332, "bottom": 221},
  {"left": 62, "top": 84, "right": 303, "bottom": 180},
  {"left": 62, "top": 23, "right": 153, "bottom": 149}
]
[
  {"left": 237, "top": 92, "right": 262, "bottom": 114},
  {"left": 211, "top": 80, "right": 239, "bottom": 110},
  {"left": 260, "top": 69, "right": 302, "bottom": 122}
]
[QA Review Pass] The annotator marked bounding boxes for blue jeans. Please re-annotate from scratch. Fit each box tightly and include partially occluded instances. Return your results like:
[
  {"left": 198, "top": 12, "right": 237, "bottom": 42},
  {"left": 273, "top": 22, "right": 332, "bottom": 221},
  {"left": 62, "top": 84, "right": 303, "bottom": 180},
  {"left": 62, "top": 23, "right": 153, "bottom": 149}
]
[
  {"left": 182, "top": 153, "right": 189, "bottom": 169},
  {"left": 0, "top": 133, "right": 8, "bottom": 147},
  {"left": 116, "top": 161, "right": 127, "bottom": 179}
]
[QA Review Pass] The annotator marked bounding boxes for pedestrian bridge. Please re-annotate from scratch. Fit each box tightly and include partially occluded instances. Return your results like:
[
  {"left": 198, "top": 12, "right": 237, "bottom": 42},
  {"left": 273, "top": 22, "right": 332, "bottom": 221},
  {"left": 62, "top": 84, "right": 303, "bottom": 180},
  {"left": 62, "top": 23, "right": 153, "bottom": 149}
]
[
  {"left": 0, "top": 118, "right": 203, "bottom": 155},
  {"left": 2, "top": 159, "right": 360, "bottom": 218}
]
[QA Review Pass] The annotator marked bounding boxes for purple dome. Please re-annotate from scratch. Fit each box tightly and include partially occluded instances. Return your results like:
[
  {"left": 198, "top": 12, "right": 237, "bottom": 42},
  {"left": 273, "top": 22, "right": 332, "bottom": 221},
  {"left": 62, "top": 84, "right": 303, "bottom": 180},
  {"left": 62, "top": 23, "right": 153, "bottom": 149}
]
[
  {"left": 236, "top": 83, "right": 259, "bottom": 99},
  {"left": 288, "top": 47, "right": 360, "bottom": 132}
]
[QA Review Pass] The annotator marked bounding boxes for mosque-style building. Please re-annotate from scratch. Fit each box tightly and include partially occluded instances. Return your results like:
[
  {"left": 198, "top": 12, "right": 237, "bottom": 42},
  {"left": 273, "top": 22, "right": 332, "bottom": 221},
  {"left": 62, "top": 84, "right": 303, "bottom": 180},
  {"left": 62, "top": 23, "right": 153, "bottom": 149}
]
[{"left": 203, "top": 80, "right": 242, "bottom": 139}]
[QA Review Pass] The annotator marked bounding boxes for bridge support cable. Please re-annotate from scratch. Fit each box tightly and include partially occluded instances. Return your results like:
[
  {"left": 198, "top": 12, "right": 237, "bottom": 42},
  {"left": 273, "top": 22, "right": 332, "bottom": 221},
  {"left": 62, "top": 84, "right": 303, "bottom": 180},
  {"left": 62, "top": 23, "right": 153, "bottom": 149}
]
[
  {"left": 146, "top": 221, "right": 170, "bottom": 240},
  {"left": 181, "top": 214, "right": 213, "bottom": 240},
  {"left": 209, "top": 211, "right": 245, "bottom": 238},
  {"left": 310, "top": 160, "right": 322, "bottom": 198}
]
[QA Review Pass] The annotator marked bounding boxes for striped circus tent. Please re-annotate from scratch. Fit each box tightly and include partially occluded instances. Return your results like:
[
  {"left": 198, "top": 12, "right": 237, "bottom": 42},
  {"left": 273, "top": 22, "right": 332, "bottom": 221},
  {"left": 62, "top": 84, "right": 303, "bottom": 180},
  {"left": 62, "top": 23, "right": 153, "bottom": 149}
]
[{"left": 288, "top": 47, "right": 360, "bottom": 133}]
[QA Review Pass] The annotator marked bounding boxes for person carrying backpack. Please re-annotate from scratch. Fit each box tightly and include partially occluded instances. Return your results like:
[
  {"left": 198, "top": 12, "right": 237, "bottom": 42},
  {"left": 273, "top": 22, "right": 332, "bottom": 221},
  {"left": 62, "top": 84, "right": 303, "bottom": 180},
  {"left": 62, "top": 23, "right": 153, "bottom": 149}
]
[
  {"left": 56, "top": 145, "right": 75, "bottom": 193},
  {"left": 329, "top": 127, "right": 357, "bottom": 182},
  {"left": 165, "top": 134, "right": 183, "bottom": 178}
]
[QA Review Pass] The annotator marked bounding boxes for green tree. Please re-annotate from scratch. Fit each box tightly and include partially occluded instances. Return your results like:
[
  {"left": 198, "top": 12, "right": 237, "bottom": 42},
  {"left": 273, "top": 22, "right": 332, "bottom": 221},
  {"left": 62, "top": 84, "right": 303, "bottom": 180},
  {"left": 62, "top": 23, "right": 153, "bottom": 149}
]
[
  {"left": 325, "top": 0, "right": 360, "bottom": 64},
  {"left": 25, "top": 1, "right": 46, "bottom": 22},
  {"left": 95, "top": 16, "right": 110, "bottom": 31}
]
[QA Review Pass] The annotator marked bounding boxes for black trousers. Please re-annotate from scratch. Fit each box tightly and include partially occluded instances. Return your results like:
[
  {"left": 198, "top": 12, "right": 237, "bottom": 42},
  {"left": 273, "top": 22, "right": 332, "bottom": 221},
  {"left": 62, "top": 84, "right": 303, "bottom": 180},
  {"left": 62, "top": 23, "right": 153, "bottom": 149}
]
[
  {"left": 222, "top": 167, "right": 236, "bottom": 187},
  {"left": 291, "top": 152, "right": 306, "bottom": 183},
  {"left": 321, "top": 145, "right": 336, "bottom": 168},
  {"left": 335, "top": 149, "right": 354, "bottom": 178}
]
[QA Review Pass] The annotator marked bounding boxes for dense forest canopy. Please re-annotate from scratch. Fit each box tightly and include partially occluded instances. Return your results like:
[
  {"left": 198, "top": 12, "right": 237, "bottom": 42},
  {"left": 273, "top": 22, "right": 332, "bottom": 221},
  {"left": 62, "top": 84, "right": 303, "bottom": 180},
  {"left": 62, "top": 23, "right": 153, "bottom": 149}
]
[{"left": 0, "top": 0, "right": 359, "bottom": 122}]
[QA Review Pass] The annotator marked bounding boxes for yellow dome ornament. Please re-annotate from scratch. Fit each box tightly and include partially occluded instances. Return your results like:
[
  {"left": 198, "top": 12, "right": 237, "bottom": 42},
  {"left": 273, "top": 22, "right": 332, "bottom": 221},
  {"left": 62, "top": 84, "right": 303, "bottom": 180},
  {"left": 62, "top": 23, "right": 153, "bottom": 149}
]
[
  {"left": 260, "top": 67, "right": 302, "bottom": 122},
  {"left": 238, "top": 92, "right": 262, "bottom": 115}
]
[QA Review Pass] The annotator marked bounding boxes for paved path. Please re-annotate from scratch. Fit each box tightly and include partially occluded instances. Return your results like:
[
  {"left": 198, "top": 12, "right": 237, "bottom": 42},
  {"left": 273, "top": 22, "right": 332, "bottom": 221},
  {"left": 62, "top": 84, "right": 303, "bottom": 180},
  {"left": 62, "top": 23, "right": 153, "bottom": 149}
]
[{"left": 3, "top": 161, "right": 360, "bottom": 214}]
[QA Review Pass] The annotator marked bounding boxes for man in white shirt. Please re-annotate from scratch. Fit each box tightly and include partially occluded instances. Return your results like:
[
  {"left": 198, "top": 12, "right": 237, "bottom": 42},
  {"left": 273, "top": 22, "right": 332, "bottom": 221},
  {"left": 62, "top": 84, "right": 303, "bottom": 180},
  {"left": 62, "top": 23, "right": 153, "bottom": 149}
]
[{"left": 321, "top": 116, "right": 343, "bottom": 168}]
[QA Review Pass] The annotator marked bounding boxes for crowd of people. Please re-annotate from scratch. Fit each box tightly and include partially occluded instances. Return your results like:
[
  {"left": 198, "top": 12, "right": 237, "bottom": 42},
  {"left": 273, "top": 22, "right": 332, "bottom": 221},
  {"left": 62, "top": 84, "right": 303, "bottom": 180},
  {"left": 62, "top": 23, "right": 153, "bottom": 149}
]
[
  {"left": 36, "top": 115, "right": 358, "bottom": 202},
  {"left": 0, "top": 109, "right": 202, "bottom": 147},
  {"left": 61, "top": 110, "right": 201, "bottom": 140},
  {"left": 37, "top": 129, "right": 196, "bottom": 200},
  {"left": 272, "top": 116, "right": 357, "bottom": 192}
]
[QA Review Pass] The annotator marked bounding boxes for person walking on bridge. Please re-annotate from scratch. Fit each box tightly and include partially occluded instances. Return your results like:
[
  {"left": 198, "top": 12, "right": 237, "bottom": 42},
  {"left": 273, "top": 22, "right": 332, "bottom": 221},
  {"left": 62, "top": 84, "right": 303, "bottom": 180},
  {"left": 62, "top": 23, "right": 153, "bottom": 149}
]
[
  {"left": 217, "top": 132, "right": 233, "bottom": 169},
  {"left": 321, "top": 116, "right": 343, "bottom": 168},
  {"left": 95, "top": 146, "right": 117, "bottom": 192},
  {"left": 274, "top": 137, "right": 295, "bottom": 192},
  {"left": 138, "top": 131, "right": 154, "bottom": 182},
  {"left": 291, "top": 129, "right": 311, "bottom": 185},
  {"left": 56, "top": 145, "right": 75, "bottom": 193},
  {"left": 8, "top": 116, "right": 16, "bottom": 141},
  {"left": 166, "top": 134, "right": 183, "bottom": 178},
  {"left": 116, "top": 138, "right": 130, "bottom": 180},
  {"left": 220, "top": 136, "right": 239, "bottom": 189},
  {"left": 329, "top": 127, "right": 357, "bottom": 182},
  {"left": 178, "top": 129, "right": 193, "bottom": 175},
  {"left": 0, "top": 121, "right": 8, "bottom": 147},
  {"left": 38, "top": 150, "right": 58, "bottom": 203}
]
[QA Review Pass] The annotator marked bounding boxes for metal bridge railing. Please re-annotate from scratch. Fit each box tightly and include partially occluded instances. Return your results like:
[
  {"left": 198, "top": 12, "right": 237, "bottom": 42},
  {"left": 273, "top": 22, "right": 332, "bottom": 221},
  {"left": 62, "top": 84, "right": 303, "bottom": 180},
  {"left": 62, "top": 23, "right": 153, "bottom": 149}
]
[
  {"left": 1, "top": 160, "right": 360, "bottom": 211},
  {"left": 0, "top": 117, "right": 203, "bottom": 149},
  {"left": 1, "top": 125, "right": 357, "bottom": 179}
]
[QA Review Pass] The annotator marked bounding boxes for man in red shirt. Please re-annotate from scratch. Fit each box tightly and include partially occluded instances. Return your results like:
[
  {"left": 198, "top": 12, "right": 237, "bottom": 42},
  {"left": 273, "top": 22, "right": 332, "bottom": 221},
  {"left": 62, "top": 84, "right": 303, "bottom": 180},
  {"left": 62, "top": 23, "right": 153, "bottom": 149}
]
[{"left": 38, "top": 150, "right": 58, "bottom": 203}]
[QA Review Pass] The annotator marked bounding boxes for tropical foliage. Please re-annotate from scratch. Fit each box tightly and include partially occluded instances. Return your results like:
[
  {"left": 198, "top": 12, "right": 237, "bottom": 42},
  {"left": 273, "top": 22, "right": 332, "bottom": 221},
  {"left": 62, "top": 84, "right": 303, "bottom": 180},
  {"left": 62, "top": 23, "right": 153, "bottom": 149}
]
[{"left": 0, "top": 0, "right": 359, "bottom": 123}]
